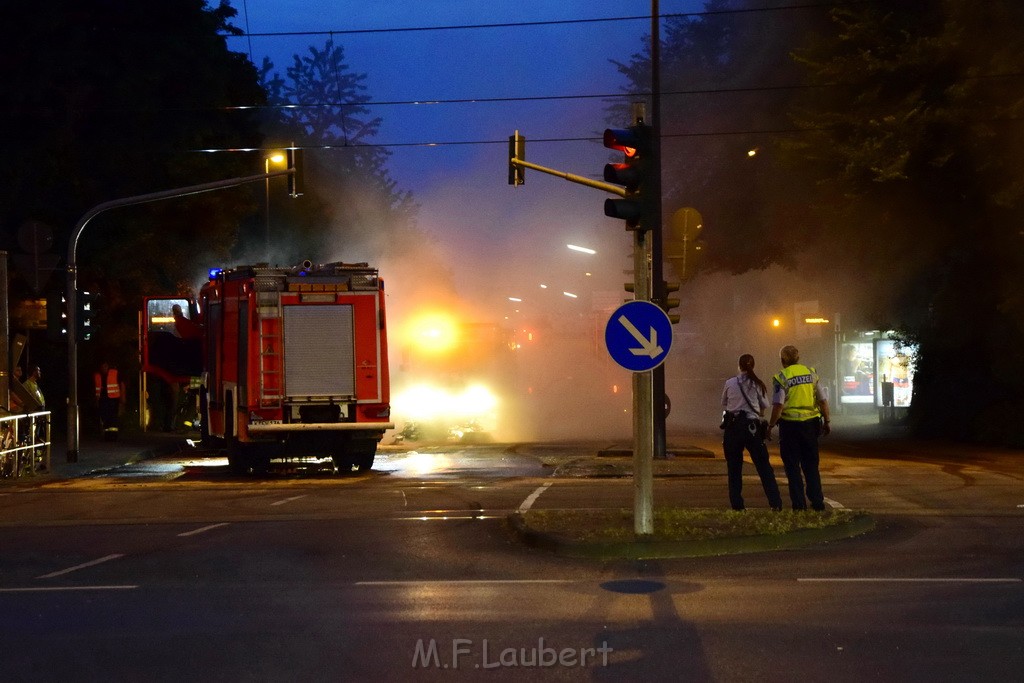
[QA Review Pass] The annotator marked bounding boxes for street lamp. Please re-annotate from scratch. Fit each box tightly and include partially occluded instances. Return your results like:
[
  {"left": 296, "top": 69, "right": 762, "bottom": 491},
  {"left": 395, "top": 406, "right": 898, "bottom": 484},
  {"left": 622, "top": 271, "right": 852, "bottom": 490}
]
[{"left": 264, "top": 152, "right": 286, "bottom": 261}]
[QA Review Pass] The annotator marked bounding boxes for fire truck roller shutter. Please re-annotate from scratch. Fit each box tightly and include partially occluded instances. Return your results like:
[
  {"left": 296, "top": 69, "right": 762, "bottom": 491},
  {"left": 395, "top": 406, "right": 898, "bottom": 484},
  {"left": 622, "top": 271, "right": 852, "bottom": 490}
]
[{"left": 283, "top": 304, "right": 356, "bottom": 399}]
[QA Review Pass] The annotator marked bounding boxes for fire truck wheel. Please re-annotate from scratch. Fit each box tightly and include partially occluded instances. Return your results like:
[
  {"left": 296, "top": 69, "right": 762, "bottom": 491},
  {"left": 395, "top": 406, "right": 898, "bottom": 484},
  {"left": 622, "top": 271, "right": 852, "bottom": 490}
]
[
  {"left": 356, "top": 451, "right": 376, "bottom": 472},
  {"left": 331, "top": 452, "right": 355, "bottom": 473},
  {"left": 351, "top": 440, "right": 377, "bottom": 472},
  {"left": 227, "top": 450, "right": 247, "bottom": 476},
  {"left": 332, "top": 440, "right": 376, "bottom": 474}
]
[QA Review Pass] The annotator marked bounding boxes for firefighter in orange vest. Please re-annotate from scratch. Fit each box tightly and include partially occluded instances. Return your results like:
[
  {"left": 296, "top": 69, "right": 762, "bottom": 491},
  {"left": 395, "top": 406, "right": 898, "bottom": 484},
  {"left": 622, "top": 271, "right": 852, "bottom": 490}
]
[{"left": 94, "top": 361, "right": 126, "bottom": 440}]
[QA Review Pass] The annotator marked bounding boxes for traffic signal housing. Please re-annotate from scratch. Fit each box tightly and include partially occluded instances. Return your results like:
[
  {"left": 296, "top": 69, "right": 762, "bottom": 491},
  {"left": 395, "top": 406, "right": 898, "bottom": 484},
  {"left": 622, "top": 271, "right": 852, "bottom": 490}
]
[
  {"left": 603, "top": 124, "right": 652, "bottom": 230},
  {"left": 660, "top": 281, "right": 681, "bottom": 324},
  {"left": 508, "top": 132, "right": 525, "bottom": 186},
  {"left": 77, "top": 290, "right": 98, "bottom": 341},
  {"left": 46, "top": 293, "right": 67, "bottom": 341}
]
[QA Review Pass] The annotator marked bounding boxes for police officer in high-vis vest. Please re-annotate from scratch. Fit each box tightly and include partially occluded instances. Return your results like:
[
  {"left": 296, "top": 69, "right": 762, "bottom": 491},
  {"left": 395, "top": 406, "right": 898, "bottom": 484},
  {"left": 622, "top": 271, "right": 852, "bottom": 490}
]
[{"left": 767, "top": 345, "right": 831, "bottom": 511}]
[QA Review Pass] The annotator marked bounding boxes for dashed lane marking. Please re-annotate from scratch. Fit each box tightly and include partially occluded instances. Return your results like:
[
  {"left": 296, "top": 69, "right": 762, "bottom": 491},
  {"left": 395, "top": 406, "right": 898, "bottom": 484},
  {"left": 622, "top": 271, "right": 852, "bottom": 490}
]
[
  {"left": 355, "top": 579, "right": 573, "bottom": 586},
  {"left": 798, "top": 577, "right": 1022, "bottom": 584},
  {"left": 517, "top": 483, "right": 553, "bottom": 514},
  {"left": 0, "top": 585, "right": 138, "bottom": 593},
  {"left": 177, "top": 522, "right": 230, "bottom": 537},
  {"left": 271, "top": 495, "right": 308, "bottom": 507},
  {"left": 36, "top": 554, "right": 124, "bottom": 579}
]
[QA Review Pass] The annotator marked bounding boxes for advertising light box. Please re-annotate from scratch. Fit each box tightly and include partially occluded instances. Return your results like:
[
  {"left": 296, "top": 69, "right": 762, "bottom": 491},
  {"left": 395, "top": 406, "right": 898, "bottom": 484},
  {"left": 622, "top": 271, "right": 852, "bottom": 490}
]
[
  {"left": 840, "top": 341, "right": 875, "bottom": 404},
  {"left": 875, "top": 339, "right": 916, "bottom": 408}
]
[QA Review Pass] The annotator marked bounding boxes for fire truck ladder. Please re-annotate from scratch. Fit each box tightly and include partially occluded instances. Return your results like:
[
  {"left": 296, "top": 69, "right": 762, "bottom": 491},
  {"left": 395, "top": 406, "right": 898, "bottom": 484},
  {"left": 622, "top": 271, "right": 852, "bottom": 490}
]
[{"left": 257, "top": 294, "right": 284, "bottom": 407}]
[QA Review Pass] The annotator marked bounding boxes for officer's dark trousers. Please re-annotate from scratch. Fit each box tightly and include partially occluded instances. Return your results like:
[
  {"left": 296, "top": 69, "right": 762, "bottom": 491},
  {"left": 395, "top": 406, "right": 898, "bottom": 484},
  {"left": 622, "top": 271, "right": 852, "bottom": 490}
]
[
  {"left": 723, "top": 420, "right": 783, "bottom": 511},
  {"left": 777, "top": 418, "right": 825, "bottom": 510}
]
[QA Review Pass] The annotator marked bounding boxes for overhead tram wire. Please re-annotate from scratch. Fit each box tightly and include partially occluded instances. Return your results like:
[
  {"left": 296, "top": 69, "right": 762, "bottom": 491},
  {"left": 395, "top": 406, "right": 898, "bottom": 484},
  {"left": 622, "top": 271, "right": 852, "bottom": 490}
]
[
  {"left": 195, "top": 111, "right": 1024, "bottom": 154},
  {"left": 194, "top": 125, "right": 845, "bottom": 155},
  {"left": 221, "top": 82, "right": 829, "bottom": 112},
  {"left": 235, "top": 2, "right": 876, "bottom": 38}
]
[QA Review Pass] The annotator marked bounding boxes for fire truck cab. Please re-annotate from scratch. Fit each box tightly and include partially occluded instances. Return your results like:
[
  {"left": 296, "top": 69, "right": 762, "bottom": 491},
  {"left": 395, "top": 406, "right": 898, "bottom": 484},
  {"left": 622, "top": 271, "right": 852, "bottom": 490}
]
[{"left": 144, "top": 260, "right": 393, "bottom": 473}]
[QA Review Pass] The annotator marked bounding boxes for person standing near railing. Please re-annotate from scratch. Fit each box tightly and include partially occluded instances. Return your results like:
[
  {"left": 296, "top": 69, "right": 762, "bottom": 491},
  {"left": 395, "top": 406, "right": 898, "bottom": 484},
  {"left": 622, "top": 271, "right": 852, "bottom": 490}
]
[
  {"left": 24, "top": 366, "right": 44, "bottom": 410},
  {"left": 22, "top": 366, "right": 48, "bottom": 472},
  {"left": 95, "top": 361, "right": 126, "bottom": 440}
]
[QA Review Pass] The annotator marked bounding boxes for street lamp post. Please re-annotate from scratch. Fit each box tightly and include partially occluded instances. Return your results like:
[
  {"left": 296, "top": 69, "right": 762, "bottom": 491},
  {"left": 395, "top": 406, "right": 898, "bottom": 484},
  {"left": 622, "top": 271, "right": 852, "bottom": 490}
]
[
  {"left": 264, "top": 153, "right": 285, "bottom": 262},
  {"left": 64, "top": 168, "right": 295, "bottom": 462}
]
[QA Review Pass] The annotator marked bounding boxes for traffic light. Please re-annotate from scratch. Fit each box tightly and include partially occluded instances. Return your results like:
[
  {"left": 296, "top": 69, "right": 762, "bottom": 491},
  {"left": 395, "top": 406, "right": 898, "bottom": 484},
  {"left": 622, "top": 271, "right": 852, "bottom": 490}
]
[
  {"left": 603, "top": 124, "right": 652, "bottom": 230},
  {"left": 660, "top": 281, "right": 681, "bottom": 324},
  {"left": 508, "top": 131, "right": 525, "bottom": 186},
  {"left": 287, "top": 147, "right": 304, "bottom": 198},
  {"left": 46, "top": 293, "right": 67, "bottom": 340},
  {"left": 77, "top": 290, "right": 98, "bottom": 341}
]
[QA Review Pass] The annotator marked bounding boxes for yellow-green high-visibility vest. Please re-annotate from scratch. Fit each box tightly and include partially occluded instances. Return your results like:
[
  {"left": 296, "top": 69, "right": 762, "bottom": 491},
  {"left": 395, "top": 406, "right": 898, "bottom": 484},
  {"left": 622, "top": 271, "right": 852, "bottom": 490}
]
[{"left": 774, "top": 364, "right": 820, "bottom": 422}]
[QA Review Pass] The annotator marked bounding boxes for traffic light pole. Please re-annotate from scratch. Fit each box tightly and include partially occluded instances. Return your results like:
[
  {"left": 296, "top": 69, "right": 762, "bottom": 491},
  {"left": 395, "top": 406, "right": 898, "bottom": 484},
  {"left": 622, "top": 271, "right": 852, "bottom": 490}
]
[
  {"left": 507, "top": 157, "right": 627, "bottom": 198},
  {"left": 649, "top": 0, "right": 668, "bottom": 462},
  {"left": 632, "top": 229, "right": 655, "bottom": 536},
  {"left": 65, "top": 168, "right": 295, "bottom": 462}
]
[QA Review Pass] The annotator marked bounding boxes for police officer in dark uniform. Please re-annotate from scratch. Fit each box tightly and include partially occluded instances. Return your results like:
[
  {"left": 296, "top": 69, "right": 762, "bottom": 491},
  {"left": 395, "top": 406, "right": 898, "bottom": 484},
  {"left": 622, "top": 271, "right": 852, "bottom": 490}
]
[{"left": 721, "top": 354, "right": 783, "bottom": 511}]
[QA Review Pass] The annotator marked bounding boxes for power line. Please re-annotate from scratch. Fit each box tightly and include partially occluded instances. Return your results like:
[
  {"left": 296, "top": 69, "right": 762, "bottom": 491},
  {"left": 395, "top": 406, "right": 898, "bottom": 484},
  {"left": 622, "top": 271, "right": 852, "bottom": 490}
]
[
  {"left": 224, "top": 83, "right": 826, "bottom": 111},
  {"left": 234, "top": 2, "right": 869, "bottom": 38},
  {"left": 195, "top": 113, "right": 1024, "bottom": 155},
  {"left": 194, "top": 127, "right": 840, "bottom": 155}
]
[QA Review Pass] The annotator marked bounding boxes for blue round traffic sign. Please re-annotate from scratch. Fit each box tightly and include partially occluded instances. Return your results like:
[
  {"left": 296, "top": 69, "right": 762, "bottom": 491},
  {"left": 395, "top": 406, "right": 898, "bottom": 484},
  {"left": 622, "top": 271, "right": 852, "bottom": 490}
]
[{"left": 605, "top": 300, "right": 673, "bottom": 372}]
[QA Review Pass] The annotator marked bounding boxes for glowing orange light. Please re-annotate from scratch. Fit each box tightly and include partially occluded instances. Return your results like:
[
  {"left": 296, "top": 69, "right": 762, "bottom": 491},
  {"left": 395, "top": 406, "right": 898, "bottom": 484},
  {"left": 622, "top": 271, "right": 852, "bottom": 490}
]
[{"left": 403, "top": 311, "right": 460, "bottom": 355}]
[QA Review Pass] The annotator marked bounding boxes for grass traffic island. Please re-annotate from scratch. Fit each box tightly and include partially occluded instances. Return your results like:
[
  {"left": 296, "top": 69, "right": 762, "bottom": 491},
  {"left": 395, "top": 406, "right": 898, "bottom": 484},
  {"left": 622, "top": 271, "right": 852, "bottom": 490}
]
[{"left": 509, "top": 507, "right": 875, "bottom": 560}]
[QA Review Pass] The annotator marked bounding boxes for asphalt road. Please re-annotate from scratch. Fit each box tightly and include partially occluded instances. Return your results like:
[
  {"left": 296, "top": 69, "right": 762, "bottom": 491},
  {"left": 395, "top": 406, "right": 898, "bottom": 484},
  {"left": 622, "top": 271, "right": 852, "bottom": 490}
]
[{"left": 1, "top": 437, "right": 1022, "bottom": 681}]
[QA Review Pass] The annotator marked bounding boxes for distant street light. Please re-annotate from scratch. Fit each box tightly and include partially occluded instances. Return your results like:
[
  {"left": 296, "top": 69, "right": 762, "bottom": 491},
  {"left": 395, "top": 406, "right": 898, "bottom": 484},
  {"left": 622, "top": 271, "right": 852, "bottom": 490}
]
[{"left": 264, "top": 152, "right": 286, "bottom": 261}]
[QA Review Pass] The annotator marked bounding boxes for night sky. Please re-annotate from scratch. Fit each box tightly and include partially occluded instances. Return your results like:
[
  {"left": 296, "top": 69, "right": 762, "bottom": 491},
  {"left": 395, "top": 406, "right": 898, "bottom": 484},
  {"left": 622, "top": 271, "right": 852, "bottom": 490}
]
[{"left": 225, "top": 2, "right": 701, "bottom": 304}]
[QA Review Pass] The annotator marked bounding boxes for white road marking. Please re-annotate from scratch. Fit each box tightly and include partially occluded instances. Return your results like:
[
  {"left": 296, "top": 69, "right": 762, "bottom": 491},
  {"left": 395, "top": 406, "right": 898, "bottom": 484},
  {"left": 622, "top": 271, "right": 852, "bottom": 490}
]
[
  {"left": 824, "top": 497, "right": 846, "bottom": 509},
  {"left": 355, "top": 579, "right": 572, "bottom": 586},
  {"left": 271, "top": 495, "right": 307, "bottom": 507},
  {"left": 517, "top": 483, "right": 553, "bottom": 514},
  {"left": 395, "top": 515, "right": 502, "bottom": 521},
  {"left": 177, "top": 522, "right": 230, "bottom": 537},
  {"left": 798, "top": 578, "right": 1022, "bottom": 583},
  {"left": 36, "top": 554, "right": 124, "bottom": 579},
  {"left": 0, "top": 585, "right": 138, "bottom": 593}
]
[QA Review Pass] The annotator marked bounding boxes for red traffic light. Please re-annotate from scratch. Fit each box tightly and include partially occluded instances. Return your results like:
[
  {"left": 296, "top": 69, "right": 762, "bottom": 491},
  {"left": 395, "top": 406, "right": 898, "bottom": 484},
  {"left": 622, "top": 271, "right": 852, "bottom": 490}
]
[{"left": 604, "top": 127, "right": 645, "bottom": 157}]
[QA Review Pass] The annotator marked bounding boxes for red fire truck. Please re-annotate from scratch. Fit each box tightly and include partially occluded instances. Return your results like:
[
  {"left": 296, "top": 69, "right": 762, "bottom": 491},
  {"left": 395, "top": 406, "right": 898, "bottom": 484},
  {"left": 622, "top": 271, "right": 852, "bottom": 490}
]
[{"left": 143, "top": 260, "right": 393, "bottom": 473}]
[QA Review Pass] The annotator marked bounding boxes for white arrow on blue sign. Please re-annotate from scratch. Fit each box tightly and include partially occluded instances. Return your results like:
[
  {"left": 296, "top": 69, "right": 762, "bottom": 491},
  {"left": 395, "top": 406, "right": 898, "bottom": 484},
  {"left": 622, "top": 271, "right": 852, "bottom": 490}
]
[{"left": 605, "top": 300, "right": 674, "bottom": 372}]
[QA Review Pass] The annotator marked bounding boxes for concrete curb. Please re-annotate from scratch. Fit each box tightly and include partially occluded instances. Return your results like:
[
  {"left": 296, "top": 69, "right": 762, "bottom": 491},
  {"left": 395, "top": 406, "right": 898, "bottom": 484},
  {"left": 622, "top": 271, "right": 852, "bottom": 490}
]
[{"left": 507, "top": 511, "right": 876, "bottom": 560}]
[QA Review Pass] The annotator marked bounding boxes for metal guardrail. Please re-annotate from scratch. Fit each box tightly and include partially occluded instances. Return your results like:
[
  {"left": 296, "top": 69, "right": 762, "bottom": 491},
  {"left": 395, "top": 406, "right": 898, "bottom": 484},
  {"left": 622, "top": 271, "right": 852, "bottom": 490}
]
[{"left": 0, "top": 411, "right": 51, "bottom": 479}]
